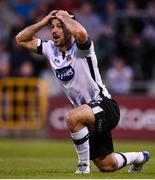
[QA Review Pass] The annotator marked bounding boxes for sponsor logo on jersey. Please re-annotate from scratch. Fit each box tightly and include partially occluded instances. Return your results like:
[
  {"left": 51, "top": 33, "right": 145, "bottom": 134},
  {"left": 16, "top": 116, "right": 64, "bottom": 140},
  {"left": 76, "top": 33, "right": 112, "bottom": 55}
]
[{"left": 55, "top": 65, "right": 75, "bottom": 81}]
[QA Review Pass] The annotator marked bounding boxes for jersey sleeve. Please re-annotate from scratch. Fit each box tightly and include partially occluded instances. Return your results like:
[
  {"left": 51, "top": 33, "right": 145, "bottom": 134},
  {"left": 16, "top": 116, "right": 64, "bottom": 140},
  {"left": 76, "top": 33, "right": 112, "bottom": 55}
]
[
  {"left": 76, "top": 37, "right": 92, "bottom": 50},
  {"left": 37, "top": 39, "right": 53, "bottom": 58},
  {"left": 76, "top": 38, "right": 95, "bottom": 56}
]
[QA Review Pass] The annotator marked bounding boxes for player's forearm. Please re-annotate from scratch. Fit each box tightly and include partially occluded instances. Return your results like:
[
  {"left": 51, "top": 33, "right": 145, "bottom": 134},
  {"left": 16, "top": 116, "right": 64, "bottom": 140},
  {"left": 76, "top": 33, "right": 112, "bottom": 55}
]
[
  {"left": 61, "top": 17, "right": 88, "bottom": 44},
  {"left": 16, "top": 21, "right": 45, "bottom": 44}
]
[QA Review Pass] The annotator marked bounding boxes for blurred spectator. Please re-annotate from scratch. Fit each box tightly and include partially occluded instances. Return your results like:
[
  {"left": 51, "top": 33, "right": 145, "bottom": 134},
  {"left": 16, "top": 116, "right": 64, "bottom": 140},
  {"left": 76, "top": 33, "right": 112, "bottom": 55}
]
[
  {"left": 146, "top": 0, "right": 155, "bottom": 18},
  {"left": 117, "top": 34, "right": 144, "bottom": 80},
  {"left": 0, "top": 0, "right": 16, "bottom": 39},
  {"left": 95, "top": 0, "right": 117, "bottom": 70},
  {"left": 100, "top": 0, "right": 117, "bottom": 24},
  {"left": 28, "top": 2, "right": 53, "bottom": 40},
  {"left": 0, "top": 18, "right": 8, "bottom": 41},
  {"left": 10, "top": 0, "right": 37, "bottom": 20},
  {"left": 105, "top": 56, "right": 134, "bottom": 94},
  {"left": 139, "top": 0, "right": 155, "bottom": 80},
  {"left": 18, "top": 61, "right": 34, "bottom": 77},
  {"left": 0, "top": 41, "right": 10, "bottom": 78},
  {"left": 95, "top": 25, "right": 115, "bottom": 71},
  {"left": 9, "top": 15, "right": 27, "bottom": 47},
  {"left": 32, "top": 1, "right": 50, "bottom": 21},
  {"left": 129, "top": 35, "right": 144, "bottom": 79},
  {"left": 75, "top": 1, "right": 103, "bottom": 41},
  {"left": 30, "top": 53, "right": 48, "bottom": 77},
  {"left": 0, "top": 0, "right": 15, "bottom": 23},
  {"left": 10, "top": 38, "right": 32, "bottom": 76},
  {"left": 141, "top": 37, "right": 155, "bottom": 80},
  {"left": 126, "top": 0, "right": 138, "bottom": 13}
]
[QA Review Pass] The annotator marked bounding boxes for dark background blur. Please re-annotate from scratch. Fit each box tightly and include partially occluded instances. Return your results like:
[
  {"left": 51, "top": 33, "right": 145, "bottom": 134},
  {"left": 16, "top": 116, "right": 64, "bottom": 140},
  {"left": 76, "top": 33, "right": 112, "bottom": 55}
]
[{"left": 0, "top": 0, "right": 155, "bottom": 96}]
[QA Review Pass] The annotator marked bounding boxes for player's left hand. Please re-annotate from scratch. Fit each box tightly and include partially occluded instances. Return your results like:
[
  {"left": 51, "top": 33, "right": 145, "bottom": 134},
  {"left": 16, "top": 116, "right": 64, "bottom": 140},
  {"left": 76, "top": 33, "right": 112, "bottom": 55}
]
[{"left": 55, "top": 10, "right": 74, "bottom": 20}]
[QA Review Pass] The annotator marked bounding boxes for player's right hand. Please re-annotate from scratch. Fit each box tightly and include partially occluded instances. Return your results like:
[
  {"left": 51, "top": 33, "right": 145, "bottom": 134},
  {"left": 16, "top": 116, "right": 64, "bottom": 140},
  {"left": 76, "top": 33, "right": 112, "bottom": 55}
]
[{"left": 40, "top": 10, "right": 58, "bottom": 26}]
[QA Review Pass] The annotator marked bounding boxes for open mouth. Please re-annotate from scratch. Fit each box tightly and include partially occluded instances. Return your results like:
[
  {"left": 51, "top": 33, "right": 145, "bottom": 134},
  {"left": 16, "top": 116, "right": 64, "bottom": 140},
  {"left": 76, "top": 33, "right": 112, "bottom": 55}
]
[{"left": 53, "top": 35, "right": 60, "bottom": 41}]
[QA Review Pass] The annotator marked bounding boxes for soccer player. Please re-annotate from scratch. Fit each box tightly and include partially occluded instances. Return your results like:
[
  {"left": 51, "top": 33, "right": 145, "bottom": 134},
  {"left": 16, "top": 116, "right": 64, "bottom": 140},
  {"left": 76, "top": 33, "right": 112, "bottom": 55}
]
[{"left": 16, "top": 10, "right": 150, "bottom": 174}]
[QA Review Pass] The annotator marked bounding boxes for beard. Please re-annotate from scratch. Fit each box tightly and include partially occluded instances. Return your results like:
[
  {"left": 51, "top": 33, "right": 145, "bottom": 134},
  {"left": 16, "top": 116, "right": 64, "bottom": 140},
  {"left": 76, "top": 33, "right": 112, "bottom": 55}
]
[{"left": 59, "top": 30, "right": 71, "bottom": 48}]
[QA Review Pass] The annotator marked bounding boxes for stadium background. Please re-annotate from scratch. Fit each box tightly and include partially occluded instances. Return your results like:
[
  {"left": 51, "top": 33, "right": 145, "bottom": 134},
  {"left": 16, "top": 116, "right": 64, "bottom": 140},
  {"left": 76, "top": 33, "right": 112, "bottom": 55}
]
[{"left": 0, "top": 0, "right": 155, "bottom": 178}]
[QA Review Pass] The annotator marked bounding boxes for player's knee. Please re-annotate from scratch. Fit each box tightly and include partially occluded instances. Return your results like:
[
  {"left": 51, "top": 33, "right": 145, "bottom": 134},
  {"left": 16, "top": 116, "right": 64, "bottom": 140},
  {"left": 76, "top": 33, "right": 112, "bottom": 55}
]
[
  {"left": 65, "top": 111, "right": 78, "bottom": 130},
  {"left": 98, "top": 160, "right": 117, "bottom": 172}
]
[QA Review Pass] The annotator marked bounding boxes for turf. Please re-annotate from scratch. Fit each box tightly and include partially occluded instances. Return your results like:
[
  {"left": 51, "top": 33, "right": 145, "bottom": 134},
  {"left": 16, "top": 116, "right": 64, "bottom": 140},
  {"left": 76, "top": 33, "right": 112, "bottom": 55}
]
[{"left": 0, "top": 139, "right": 154, "bottom": 179}]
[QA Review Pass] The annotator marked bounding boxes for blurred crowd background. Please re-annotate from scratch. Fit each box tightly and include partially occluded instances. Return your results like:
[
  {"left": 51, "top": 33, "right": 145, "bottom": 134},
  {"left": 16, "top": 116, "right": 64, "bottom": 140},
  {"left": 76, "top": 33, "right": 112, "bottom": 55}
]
[{"left": 1, "top": 0, "right": 155, "bottom": 96}]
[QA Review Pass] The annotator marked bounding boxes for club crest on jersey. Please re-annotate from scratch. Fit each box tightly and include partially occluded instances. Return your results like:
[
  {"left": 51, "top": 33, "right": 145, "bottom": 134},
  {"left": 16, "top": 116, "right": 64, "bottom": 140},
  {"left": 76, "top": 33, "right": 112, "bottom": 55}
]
[
  {"left": 55, "top": 65, "right": 75, "bottom": 81},
  {"left": 66, "top": 55, "right": 72, "bottom": 61}
]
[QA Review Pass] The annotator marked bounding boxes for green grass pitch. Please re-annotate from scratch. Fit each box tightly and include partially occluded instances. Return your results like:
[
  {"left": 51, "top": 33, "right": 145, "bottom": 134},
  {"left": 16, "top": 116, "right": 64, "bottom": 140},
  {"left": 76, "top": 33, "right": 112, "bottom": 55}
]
[{"left": 0, "top": 139, "right": 154, "bottom": 178}]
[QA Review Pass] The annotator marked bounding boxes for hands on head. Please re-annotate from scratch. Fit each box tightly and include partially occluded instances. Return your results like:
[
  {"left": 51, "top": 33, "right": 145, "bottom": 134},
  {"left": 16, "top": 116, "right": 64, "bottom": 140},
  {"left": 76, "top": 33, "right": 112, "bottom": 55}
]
[
  {"left": 41, "top": 10, "right": 74, "bottom": 26},
  {"left": 55, "top": 10, "right": 74, "bottom": 20}
]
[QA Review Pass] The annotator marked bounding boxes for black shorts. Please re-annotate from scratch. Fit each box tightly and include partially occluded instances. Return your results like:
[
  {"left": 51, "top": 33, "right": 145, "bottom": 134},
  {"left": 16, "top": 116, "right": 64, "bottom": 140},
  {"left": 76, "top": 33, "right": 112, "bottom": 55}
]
[{"left": 87, "top": 97, "right": 120, "bottom": 160}]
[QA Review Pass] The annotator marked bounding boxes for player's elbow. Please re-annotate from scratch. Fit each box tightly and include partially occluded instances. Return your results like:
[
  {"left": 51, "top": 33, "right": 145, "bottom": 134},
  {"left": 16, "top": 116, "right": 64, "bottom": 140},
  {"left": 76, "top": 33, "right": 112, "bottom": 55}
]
[
  {"left": 16, "top": 34, "right": 27, "bottom": 48},
  {"left": 16, "top": 34, "right": 22, "bottom": 45}
]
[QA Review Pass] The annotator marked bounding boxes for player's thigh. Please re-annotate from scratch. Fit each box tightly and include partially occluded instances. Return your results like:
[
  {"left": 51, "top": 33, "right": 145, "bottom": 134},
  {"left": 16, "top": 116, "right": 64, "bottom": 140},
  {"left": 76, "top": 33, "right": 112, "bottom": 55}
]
[{"left": 66, "top": 104, "right": 95, "bottom": 126}]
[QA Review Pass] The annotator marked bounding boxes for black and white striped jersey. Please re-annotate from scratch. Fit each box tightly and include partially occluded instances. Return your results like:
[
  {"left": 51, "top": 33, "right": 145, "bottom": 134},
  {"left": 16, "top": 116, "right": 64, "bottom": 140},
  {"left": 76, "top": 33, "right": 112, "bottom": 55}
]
[{"left": 37, "top": 38, "right": 111, "bottom": 107}]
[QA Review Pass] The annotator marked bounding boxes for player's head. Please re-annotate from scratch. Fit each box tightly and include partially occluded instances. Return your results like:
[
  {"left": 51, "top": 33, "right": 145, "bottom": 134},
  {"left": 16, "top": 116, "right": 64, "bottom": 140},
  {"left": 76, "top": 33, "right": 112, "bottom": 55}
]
[{"left": 49, "top": 11, "right": 75, "bottom": 48}]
